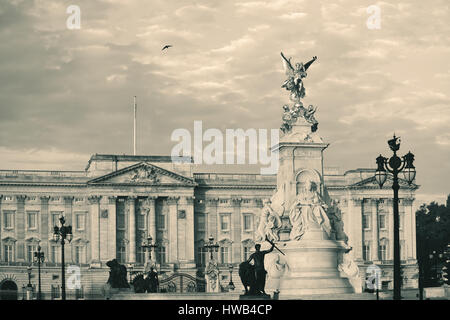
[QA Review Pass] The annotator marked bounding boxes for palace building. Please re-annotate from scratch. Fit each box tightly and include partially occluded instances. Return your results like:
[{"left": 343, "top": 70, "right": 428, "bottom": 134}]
[{"left": 0, "top": 154, "right": 418, "bottom": 299}]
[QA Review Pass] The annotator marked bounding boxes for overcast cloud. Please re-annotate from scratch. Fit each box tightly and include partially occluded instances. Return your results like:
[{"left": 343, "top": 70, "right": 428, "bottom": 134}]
[{"left": 0, "top": 0, "right": 449, "bottom": 204}]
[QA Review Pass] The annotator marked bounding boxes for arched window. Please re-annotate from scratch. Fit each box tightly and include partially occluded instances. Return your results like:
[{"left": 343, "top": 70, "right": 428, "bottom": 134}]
[
  {"left": 117, "top": 239, "right": 128, "bottom": 264},
  {"left": 379, "top": 238, "right": 389, "bottom": 261},
  {"left": 72, "top": 238, "right": 88, "bottom": 264},
  {"left": 2, "top": 237, "right": 16, "bottom": 262},
  {"left": 195, "top": 239, "right": 207, "bottom": 266},
  {"left": 25, "top": 237, "right": 40, "bottom": 262},
  {"left": 219, "top": 239, "right": 232, "bottom": 264},
  {"left": 242, "top": 239, "right": 255, "bottom": 261}
]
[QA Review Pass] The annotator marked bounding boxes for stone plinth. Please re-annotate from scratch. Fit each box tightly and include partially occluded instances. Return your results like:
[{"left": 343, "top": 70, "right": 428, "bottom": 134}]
[{"left": 267, "top": 228, "right": 354, "bottom": 298}]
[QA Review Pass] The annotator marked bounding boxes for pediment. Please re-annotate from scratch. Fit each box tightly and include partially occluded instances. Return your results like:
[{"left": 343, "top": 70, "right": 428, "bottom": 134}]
[
  {"left": 349, "top": 175, "right": 418, "bottom": 190},
  {"left": 87, "top": 162, "right": 196, "bottom": 186}
]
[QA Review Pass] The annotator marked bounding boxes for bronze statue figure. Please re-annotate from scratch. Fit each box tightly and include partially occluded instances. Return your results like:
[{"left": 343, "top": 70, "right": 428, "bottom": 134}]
[
  {"left": 106, "top": 259, "right": 130, "bottom": 289},
  {"left": 244, "top": 241, "right": 275, "bottom": 296},
  {"left": 131, "top": 266, "right": 159, "bottom": 293},
  {"left": 238, "top": 261, "right": 258, "bottom": 295}
]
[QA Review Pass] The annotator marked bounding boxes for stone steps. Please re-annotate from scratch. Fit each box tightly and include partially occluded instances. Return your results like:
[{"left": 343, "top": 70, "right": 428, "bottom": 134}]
[{"left": 111, "top": 292, "right": 242, "bottom": 300}]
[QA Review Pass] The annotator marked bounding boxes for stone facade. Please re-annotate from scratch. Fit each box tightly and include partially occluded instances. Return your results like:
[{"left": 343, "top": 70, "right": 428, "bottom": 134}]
[{"left": 0, "top": 154, "right": 418, "bottom": 299}]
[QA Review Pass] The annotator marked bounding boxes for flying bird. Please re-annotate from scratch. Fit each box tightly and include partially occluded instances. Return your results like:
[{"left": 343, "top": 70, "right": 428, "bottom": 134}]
[{"left": 162, "top": 45, "right": 172, "bottom": 51}]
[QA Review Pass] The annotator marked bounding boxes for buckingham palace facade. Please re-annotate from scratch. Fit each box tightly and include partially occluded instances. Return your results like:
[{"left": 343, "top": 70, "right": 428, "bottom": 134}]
[{"left": 0, "top": 154, "right": 418, "bottom": 299}]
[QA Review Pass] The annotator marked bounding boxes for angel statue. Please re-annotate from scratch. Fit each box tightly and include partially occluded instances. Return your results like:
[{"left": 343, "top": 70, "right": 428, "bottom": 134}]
[
  {"left": 256, "top": 199, "right": 282, "bottom": 242},
  {"left": 280, "top": 52, "right": 317, "bottom": 102}
]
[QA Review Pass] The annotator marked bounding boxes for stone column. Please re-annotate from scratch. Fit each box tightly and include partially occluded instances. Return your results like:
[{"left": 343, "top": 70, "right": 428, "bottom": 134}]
[
  {"left": 351, "top": 198, "right": 363, "bottom": 260},
  {"left": 39, "top": 196, "right": 50, "bottom": 260},
  {"left": 147, "top": 196, "right": 157, "bottom": 239},
  {"left": 64, "top": 196, "right": 74, "bottom": 263},
  {"left": 16, "top": 195, "right": 27, "bottom": 261},
  {"left": 387, "top": 199, "right": 394, "bottom": 260},
  {"left": 206, "top": 198, "right": 219, "bottom": 240},
  {"left": 99, "top": 196, "right": 110, "bottom": 262},
  {"left": 127, "top": 196, "right": 137, "bottom": 264},
  {"left": 168, "top": 196, "right": 179, "bottom": 263},
  {"left": 107, "top": 196, "right": 117, "bottom": 260},
  {"left": 232, "top": 198, "right": 242, "bottom": 263},
  {"left": 408, "top": 198, "right": 417, "bottom": 260},
  {"left": 402, "top": 198, "right": 414, "bottom": 260},
  {"left": 88, "top": 195, "right": 102, "bottom": 266},
  {"left": 371, "top": 199, "right": 379, "bottom": 261},
  {"left": 184, "top": 196, "right": 195, "bottom": 265}
]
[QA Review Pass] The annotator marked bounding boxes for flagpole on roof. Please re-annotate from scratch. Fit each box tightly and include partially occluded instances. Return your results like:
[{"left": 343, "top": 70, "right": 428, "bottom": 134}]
[{"left": 134, "top": 96, "right": 137, "bottom": 155}]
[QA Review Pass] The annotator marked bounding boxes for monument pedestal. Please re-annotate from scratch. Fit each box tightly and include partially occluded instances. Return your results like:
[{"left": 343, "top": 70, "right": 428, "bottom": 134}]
[{"left": 266, "top": 228, "right": 354, "bottom": 298}]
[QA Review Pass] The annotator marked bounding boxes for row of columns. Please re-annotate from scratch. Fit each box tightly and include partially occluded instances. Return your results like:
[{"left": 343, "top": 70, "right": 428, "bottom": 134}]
[
  {"left": 87, "top": 195, "right": 195, "bottom": 266},
  {"left": 350, "top": 197, "right": 415, "bottom": 262}
]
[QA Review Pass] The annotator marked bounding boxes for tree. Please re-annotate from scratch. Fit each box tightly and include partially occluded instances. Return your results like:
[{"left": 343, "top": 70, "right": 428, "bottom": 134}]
[{"left": 416, "top": 195, "right": 450, "bottom": 286}]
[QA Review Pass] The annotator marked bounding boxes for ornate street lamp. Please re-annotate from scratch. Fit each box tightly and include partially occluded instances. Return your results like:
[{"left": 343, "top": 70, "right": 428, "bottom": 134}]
[
  {"left": 228, "top": 264, "right": 235, "bottom": 291},
  {"left": 53, "top": 215, "right": 73, "bottom": 300},
  {"left": 142, "top": 236, "right": 159, "bottom": 263},
  {"left": 34, "top": 245, "right": 45, "bottom": 300},
  {"left": 26, "top": 266, "right": 33, "bottom": 300},
  {"left": 375, "top": 135, "right": 416, "bottom": 300},
  {"left": 204, "top": 235, "right": 219, "bottom": 261}
]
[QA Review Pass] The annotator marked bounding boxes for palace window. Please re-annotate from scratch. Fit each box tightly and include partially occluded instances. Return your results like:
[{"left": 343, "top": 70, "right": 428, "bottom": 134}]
[
  {"left": 220, "top": 214, "right": 230, "bottom": 232},
  {"left": 362, "top": 213, "right": 370, "bottom": 230},
  {"left": 196, "top": 214, "right": 206, "bottom": 232},
  {"left": 75, "top": 213, "right": 85, "bottom": 231},
  {"left": 51, "top": 245, "right": 60, "bottom": 263},
  {"left": 378, "top": 239, "right": 388, "bottom": 261},
  {"left": 137, "top": 213, "right": 146, "bottom": 230},
  {"left": 243, "top": 214, "right": 253, "bottom": 232},
  {"left": 3, "top": 211, "right": 15, "bottom": 230},
  {"left": 243, "top": 246, "right": 253, "bottom": 261},
  {"left": 363, "top": 243, "right": 371, "bottom": 261},
  {"left": 220, "top": 247, "right": 230, "bottom": 264},
  {"left": 378, "top": 245, "right": 387, "bottom": 261},
  {"left": 378, "top": 214, "right": 386, "bottom": 230},
  {"left": 4, "top": 196, "right": 13, "bottom": 201},
  {"left": 27, "top": 244, "right": 38, "bottom": 262},
  {"left": 219, "top": 199, "right": 228, "bottom": 204},
  {"left": 157, "top": 246, "right": 167, "bottom": 264},
  {"left": 137, "top": 247, "right": 145, "bottom": 264},
  {"left": 4, "top": 244, "right": 14, "bottom": 262},
  {"left": 157, "top": 214, "right": 166, "bottom": 230},
  {"left": 117, "top": 245, "right": 127, "bottom": 264},
  {"left": 74, "top": 246, "right": 86, "bottom": 264},
  {"left": 197, "top": 246, "right": 207, "bottom": 266},
  {"left": 27, "top": 211, "right": 38, "bottom": 230},
  {"left": 51, "top": 212, "right": 62, "bottom": 228}
]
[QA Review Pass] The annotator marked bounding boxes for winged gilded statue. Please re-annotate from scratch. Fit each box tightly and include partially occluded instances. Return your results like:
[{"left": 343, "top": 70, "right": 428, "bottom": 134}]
[{"left": 280, "top": 52, "right": 317, "bottom": 102}]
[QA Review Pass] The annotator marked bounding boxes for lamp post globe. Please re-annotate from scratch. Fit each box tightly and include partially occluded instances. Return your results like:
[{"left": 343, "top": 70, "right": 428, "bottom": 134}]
[{"left": 374, "top": 135, "right": 416, "bottom": 300}]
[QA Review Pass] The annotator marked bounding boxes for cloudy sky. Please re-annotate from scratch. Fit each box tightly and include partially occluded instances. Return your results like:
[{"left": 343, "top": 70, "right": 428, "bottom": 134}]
[{"left": 0, "top": 0, "right": 449, "bottom": 204}]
